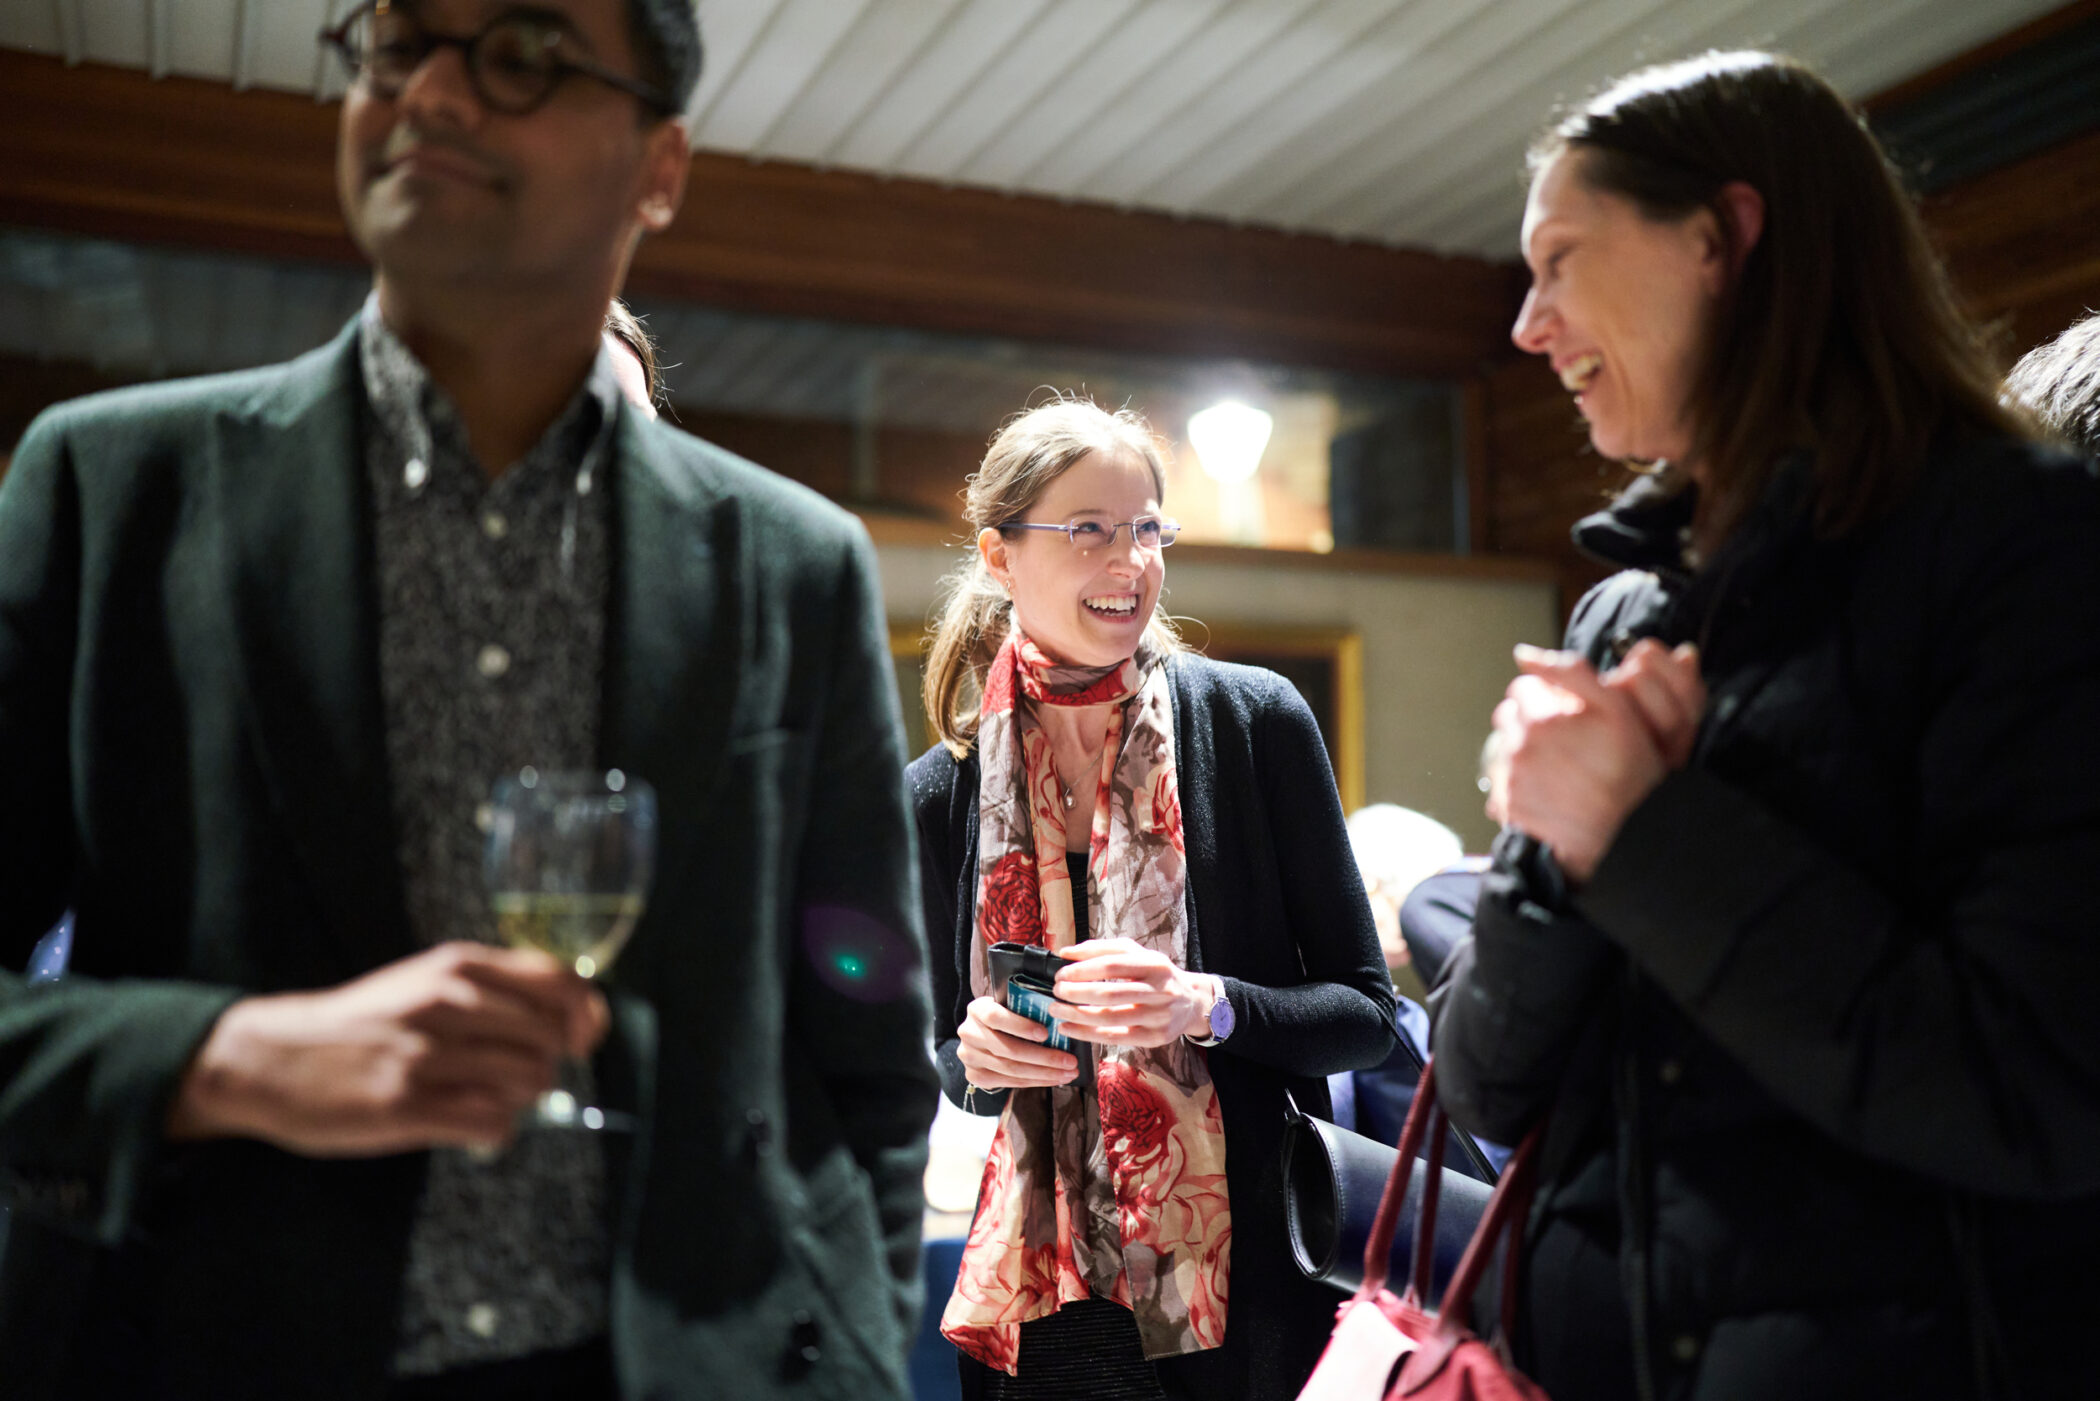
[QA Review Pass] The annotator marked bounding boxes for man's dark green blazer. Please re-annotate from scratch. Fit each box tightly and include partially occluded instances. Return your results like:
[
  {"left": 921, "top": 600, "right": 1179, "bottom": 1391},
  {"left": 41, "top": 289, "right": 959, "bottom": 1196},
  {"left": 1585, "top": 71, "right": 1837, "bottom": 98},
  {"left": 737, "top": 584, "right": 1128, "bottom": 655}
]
[{"left": 0, "top": 322, "right": 939, "bottom": 1399}]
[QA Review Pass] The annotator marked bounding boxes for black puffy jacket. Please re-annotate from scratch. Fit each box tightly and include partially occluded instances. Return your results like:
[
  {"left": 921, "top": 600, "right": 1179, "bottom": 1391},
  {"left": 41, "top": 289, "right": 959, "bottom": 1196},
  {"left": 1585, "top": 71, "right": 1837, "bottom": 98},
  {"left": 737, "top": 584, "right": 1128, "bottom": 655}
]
[{"left": 1433, "top": 432, "right": 2100, "bottom": 1401}]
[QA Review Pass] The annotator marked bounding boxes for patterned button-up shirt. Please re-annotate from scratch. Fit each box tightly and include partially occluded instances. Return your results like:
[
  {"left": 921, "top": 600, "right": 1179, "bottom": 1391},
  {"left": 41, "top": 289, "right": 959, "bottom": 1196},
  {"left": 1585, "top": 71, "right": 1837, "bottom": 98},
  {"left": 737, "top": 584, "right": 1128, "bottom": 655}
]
[{"left": 357, "top": 297, "right": 621, "bottom": 1376}]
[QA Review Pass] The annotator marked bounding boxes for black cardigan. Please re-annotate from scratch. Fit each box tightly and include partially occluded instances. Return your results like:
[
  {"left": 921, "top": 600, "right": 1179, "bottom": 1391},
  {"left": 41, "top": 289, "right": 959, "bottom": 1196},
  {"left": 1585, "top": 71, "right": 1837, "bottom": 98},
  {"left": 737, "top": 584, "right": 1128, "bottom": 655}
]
[{"left": 908, "top": 654, "right": 1397, "bottom": 1401}]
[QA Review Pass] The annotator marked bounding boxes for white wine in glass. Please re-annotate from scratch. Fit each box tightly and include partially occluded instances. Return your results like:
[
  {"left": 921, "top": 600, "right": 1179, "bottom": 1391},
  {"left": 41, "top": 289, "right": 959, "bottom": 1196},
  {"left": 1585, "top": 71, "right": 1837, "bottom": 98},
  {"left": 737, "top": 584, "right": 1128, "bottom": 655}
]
[
  {"left": 489, "top": 892, "right": 645, "bottom": 982},
  {"left": 484, "top": 767, "right": 657, "bottom": 1131}
]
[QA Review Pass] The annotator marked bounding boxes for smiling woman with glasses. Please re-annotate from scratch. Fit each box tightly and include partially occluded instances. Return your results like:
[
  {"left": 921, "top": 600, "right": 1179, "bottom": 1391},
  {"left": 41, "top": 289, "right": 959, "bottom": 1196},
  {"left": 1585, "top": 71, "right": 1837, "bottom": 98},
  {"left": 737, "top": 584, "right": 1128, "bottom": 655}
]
[
  {"left": 908, "top": 397, "right": 1395, "bottom": 1401},
  {"left": 321, "top": 1, "right": 679, "bottom": 115}
]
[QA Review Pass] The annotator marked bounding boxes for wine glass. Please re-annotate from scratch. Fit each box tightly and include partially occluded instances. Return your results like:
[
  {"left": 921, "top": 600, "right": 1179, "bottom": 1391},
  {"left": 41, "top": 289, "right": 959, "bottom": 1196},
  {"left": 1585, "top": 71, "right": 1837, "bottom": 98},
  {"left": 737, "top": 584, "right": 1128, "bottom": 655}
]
[{"left": 484, "top": 767, "right": 656, "bottom": 1132}]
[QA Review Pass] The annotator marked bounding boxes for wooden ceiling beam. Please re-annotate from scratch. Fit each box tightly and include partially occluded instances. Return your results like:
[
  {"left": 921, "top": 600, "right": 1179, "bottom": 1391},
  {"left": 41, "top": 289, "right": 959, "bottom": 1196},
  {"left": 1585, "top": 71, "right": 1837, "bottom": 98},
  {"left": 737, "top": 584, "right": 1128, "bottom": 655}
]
[
  {"left": 1862, "top": 0, "right": 2100, "bottom": 115},
  {"left": 0, "top": 49, "right": 1524, "bottom": 379}
]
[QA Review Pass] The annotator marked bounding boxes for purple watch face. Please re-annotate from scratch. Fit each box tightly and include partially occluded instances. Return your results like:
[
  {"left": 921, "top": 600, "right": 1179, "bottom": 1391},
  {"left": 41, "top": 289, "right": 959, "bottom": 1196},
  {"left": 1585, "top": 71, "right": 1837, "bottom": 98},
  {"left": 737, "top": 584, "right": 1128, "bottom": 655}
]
[{"left": 1209, "top": 988, "right": 1235, "bottom": 1040}]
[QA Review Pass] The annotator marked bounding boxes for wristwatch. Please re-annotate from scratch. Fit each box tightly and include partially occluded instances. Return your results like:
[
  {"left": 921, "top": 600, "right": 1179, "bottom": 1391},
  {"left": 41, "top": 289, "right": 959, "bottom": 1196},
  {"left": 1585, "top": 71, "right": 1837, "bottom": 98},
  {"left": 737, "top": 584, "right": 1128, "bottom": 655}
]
[{"left": 1186, "top": 975, "right": 1234, "bottom": 1047}]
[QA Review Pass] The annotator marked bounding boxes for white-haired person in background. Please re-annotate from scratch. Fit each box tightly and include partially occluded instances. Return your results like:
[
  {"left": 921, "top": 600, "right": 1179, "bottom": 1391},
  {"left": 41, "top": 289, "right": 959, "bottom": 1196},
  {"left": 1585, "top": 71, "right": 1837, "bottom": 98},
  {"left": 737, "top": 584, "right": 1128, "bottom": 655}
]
[
  {"left": 1328, "top": 805, "right": 1505, "bottom": 1177},
  {"left": 2004, "top": 310, "right": 2100, "bottom": 459},
  {"left": 1345, "top": 803, "right": 1463, "bottom": 993}
]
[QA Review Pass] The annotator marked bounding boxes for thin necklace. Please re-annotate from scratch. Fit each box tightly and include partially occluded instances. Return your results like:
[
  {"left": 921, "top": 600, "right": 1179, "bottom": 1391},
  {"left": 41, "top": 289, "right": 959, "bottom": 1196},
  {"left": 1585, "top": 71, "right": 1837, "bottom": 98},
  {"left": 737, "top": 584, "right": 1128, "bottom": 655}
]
[
  {"left": 1049, "top": 707, "right": 1111, "bottom": 812},
  {"left": 1059, "top": 747, "right": 1104, "bottom": 811}
]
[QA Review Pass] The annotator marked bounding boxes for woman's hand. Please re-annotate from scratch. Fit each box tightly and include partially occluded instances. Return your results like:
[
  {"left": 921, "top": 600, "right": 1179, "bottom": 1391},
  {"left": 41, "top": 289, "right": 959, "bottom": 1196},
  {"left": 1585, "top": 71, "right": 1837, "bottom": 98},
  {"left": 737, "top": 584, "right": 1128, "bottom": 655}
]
[
  {"left": 1485, "top": 644, "right": 1672, "bottom": 884},
  {"left": 957, "top": 995, "right": 1079, "bottom": 1091},
  {"left": 1048, "top": 938, "right": 1212, "bottom": 1049},
  {"left": 1607, "top": 639, "right": 1706, "bottom": 768}
]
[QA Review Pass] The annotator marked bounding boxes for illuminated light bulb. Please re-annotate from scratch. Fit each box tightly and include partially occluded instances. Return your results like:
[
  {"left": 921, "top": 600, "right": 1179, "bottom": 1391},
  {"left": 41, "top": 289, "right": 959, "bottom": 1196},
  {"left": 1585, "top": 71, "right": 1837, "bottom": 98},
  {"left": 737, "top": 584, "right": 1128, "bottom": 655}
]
[{"left": 1188, "top": 401, "right": 1273, "bottom": 484}]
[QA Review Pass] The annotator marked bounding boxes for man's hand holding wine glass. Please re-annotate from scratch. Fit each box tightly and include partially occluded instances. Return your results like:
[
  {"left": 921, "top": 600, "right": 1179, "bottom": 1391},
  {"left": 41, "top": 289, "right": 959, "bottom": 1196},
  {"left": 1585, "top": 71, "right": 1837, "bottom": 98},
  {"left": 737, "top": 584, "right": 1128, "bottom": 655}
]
[{"left": 165, "top": 942, "right": 607, "bottom": 1157}]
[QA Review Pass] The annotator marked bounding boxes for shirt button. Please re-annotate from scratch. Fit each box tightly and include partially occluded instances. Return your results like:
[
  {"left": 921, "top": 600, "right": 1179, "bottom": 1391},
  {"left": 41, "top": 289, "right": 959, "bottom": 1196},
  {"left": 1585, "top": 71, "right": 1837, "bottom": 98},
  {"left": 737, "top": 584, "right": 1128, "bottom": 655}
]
[
  {"left": 790, "top": 1311, "right": 821, "bottom": 1367},
  {"left": 403, "top": 457, "right": 429, "bottom": 490},
  {"left": 476, "top": 644, "right": 511, "bottom": 679},
  {"left": 1658, "top": 1058, "right": 1683, "bottom": 1086},
  {"left": 481, "top": 511, "right": 508, "bottom": 540},
  {"left": 1671, "top": 1333, "right": 1700, "bottom": 1363},
  {"left": 745, "top": 1107, "right": 773, "bottom": 1155},
  {"left": 465, "top": 1302, "right": 500, "bottom": 1338}
]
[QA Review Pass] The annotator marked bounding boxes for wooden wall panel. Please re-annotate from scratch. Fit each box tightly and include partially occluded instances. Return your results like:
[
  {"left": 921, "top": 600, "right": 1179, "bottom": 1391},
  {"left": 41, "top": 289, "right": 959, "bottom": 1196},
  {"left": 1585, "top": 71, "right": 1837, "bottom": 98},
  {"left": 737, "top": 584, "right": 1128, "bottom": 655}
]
[
  {"left": 1863, "top": 0, "right": 2100, "bottom": 116},
  {"left": 1476, "top": 355, "right": 1617, "bottom": 617},
  {"left": 0, "top": 49, "right": 1522, "bottom": 381},
  {"left": 0, "top": 356, "right": 128, "bottom": 458},
  {"left": 641, "top": 157, "right": 1525, "bottom": 378},
  {"left": 0, "top": 57, "right": 350, "bottom": 266},
  {"left": 671, "top": 408, "right": 984, "bottom": 527},
  {"left": 1929, "top": 125, "right": 2100, "bottom": 358}
]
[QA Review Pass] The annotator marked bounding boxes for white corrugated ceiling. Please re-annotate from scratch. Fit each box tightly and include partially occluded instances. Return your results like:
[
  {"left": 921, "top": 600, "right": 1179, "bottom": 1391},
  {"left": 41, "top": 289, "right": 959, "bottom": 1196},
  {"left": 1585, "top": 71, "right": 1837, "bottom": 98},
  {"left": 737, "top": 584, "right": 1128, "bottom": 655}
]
[{"left": 0, "top": 0, "right": 2064, "bottom": 257}]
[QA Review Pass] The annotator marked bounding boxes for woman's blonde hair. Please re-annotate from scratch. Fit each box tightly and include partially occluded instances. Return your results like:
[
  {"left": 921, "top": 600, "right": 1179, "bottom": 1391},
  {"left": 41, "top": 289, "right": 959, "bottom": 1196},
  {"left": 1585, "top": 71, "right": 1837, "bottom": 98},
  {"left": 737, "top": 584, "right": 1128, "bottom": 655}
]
[{"left": 923, "top": 397, "right": 1184, "bottom": 758}]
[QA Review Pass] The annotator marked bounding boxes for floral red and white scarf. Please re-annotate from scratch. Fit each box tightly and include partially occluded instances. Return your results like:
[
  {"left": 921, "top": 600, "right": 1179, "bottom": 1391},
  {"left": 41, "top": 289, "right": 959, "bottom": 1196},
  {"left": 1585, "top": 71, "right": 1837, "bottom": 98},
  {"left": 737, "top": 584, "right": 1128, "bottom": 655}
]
[{"left": 941, "top": 631, "right": 1231, "bottom": 1374}]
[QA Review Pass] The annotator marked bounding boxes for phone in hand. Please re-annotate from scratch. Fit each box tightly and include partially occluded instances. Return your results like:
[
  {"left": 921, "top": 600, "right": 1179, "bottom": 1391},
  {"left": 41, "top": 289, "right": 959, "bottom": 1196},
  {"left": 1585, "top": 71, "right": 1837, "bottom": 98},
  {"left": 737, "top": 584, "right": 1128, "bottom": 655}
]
[{"left": 988, "top": 941, "right": 1094, "bottom": 1088}]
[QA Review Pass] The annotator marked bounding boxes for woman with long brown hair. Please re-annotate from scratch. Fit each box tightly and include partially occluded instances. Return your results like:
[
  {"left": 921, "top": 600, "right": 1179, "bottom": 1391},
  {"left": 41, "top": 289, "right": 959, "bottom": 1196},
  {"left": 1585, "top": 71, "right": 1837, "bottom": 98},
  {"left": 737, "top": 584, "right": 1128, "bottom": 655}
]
[
  {"left": 1445, "top": 51, "right": 2100, "bottom": 1401},
  {"left": 909, "top": 398, "right": 1395, "bottom": 1400}
]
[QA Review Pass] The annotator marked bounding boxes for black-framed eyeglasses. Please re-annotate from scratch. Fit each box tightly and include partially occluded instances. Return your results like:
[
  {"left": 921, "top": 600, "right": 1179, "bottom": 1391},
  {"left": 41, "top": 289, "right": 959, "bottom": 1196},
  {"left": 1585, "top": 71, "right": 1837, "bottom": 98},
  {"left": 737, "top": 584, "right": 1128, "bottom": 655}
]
[
  {"left": 320, "top": 1, "right": 676, "bottom": 116},
  {"left": 1000, "top": 516, "right": 1182, "bottom": 550}
]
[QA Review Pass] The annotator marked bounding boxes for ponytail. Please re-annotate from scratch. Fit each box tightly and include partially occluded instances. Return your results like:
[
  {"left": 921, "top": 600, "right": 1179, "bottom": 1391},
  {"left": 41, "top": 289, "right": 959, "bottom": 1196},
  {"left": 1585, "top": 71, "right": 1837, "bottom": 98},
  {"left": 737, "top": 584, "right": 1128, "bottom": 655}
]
[{"left": 922, "top": 557, "right": 1013, "bottom": 757}]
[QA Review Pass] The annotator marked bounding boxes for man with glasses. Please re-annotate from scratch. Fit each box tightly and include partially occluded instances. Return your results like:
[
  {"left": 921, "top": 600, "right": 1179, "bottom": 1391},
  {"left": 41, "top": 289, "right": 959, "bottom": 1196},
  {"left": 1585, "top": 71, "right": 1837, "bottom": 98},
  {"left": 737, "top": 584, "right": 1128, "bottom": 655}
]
[{"left": 0, "top": 3, "right": 936, "bottom": 1398}]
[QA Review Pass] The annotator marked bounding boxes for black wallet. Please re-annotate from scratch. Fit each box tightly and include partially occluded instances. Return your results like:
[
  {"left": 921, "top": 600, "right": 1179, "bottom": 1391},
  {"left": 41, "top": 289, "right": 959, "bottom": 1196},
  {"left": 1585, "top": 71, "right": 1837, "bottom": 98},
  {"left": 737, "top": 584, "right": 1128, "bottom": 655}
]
[{"left": 987, "top": 941, "right": 1094, "bottom": 1088}]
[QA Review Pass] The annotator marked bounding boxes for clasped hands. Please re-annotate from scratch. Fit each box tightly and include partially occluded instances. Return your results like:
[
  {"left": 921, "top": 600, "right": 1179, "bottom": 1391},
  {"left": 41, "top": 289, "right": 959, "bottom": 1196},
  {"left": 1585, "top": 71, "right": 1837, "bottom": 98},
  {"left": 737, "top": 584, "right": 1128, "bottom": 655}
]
[
  {"left": 957, "top": 937, "right": 1213, "bottom": 1092},
  {"left": 1481, "top": 639, "right": 1706, "bottom": 884},
  {"left": 167, "top": 942, "right": 608, "bottom": 1157}
]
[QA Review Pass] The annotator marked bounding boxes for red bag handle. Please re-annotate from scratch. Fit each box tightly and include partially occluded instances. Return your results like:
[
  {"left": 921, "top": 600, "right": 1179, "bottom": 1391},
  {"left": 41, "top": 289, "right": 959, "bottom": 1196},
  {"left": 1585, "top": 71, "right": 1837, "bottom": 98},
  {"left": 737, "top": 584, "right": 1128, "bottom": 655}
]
[
  {"left": 1438, "top": 1122, "right": 1541, "bottom": 1337},
  {"left": 1356, "top": 1057, "right": 1439, "bottom": 1299},
  {"left": 1409, "top": 1080, "right": 1448, "bottom": 1305},
  {"left": 1355, "top": 1056, "right": 1546, "bottom": 1343}
]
